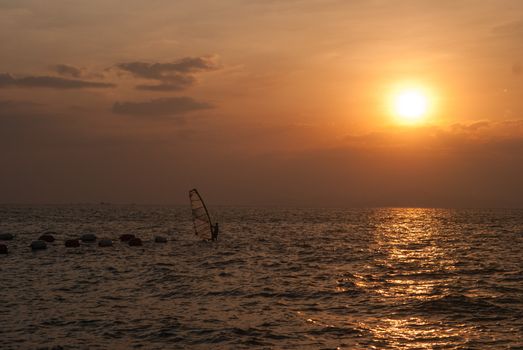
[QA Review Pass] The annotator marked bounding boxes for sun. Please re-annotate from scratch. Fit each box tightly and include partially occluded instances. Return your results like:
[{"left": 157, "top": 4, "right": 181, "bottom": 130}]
[{"left": 391, "top": 88, "right": 430, "bottom": 124}]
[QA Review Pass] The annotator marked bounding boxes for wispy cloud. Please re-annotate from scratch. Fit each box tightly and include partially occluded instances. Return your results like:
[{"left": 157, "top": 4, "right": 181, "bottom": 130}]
[
  {"left": 135, "top": 77, "right": 195, "bottom": 91},
  {"left": 112, "top": 96, "right": 212, "bottom": 116},
  {"left": 52, "top": 64, "right": 84, "bottom": 78},
  {"left": 115, "top": 56, "right": 219, "bottom": 91},
  {"left": 343, "top": 120, "right": 523, "bottom": 156},
  {"left": 0, "top": 99, "right": 42, "bottom": 109},
  {"left": 0, "top": 73, "right": 114, "bottom": 89}
]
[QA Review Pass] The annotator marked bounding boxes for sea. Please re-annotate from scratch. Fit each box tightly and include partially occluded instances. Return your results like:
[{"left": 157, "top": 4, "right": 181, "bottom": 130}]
[{"left": 1, "top": 205, "right": 522, "bottom": 349}]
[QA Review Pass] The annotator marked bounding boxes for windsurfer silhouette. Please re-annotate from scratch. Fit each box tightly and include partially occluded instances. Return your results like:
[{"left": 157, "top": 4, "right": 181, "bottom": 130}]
[{"left": 211, "top": 223, "right": 219, "bottom": 241}]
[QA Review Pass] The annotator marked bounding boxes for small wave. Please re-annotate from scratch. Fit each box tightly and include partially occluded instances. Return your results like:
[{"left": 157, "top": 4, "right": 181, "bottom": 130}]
[
  {"left": 415, "top": 294, "right": 514, "bottom": 316},
  {"left": 499, "top": 271, "right": 523, "bottom": 282},
  {"left": 213, "top": 327, "right": 294, "bottom": 346},
  {"left": 306, "top": 325, "right": 362, "bottom": 337},
  {"left": 205, "top": 288, "right": 244, "bottom": 297}
]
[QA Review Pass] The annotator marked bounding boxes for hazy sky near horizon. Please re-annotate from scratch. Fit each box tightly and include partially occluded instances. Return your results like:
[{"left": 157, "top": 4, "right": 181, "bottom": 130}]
[{"left": 1, "top": 0, "right": 523, "bottom": 206}]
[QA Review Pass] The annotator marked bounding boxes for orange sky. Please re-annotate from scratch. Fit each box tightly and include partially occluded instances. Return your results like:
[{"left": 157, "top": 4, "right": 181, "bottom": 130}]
[{"left": 1, "top": 0, "right": 523, "bottom": 206}]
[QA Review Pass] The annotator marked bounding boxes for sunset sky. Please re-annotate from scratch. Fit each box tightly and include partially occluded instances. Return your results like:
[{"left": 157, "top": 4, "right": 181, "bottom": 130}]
[{"left": 1, "top": 0, "right": 523, "bottom": 207}]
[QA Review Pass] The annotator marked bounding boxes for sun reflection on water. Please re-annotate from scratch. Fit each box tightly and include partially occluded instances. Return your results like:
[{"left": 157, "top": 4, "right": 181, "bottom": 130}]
[
  {"left": 359, "top": 317, "right": 474, "bottom": 349},
  {"left": 364, "top": 208, "right": 459, "bottom": 299},
  {"left": 356, "top": 208, "right": 469, "bottom": 348}
]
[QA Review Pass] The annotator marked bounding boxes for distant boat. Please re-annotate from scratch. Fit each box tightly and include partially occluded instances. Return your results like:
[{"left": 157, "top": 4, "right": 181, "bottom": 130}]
[{"left": 189, "top": 188, "right": 213, "bottom": 241}]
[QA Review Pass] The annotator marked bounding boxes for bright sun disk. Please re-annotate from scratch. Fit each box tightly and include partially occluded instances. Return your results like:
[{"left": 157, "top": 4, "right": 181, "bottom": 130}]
[{"left": 393, "top": 89, "right": 429, "bottom": 124}]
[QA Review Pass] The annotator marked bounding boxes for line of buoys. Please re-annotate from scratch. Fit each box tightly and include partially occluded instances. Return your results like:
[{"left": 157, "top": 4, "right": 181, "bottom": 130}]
[
  {"left": 0, "top": 233, "right": 14, "bottom": 241},
  {"left": 30, "top": 240, "right": 47, "bottom": 251},
  {"left": 0, "top": 231, "right": 171, "bottom": 254}
]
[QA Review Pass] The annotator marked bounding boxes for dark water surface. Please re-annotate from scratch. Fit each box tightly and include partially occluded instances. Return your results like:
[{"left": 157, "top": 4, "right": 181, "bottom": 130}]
[{"left": 1, "top": 206, "right": 522, "bottom": 349}]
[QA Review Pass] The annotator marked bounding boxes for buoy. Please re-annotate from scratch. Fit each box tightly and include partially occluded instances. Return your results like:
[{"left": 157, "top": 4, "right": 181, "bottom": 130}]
[
  {"left": 30, "top": 240, "right": 47, "bottom": 251},
  {"left": 80, "top": 233, "right": 97, "bottom": 242},
  {"left": 0, "top": 233, "right": 14, "bottom": 241},
  {"left": 39, "top": 233, "right": 55, "bottom": 242},
  {"left": 154, "top": 236, "right": 167, "bottom": 243},
  {"left": 98, "top": 238, "right": 113, "bottom": 247},
  {"left": 119, "top": 233, "right": 135, "bottom": 242},
  {"left": 128, "top": 237, "right": 143, "bottom": 246},
  {"left": 65, "top": 239, "right": 80, "bottom": 247},
  {"left": 0, "top": 244, "right": 7, "bottom": 254}
]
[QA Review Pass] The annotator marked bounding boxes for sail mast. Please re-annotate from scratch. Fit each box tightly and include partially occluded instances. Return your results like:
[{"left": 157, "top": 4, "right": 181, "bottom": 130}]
[{"left": 189, "top": 188, "right": 213, "bottom": 240}]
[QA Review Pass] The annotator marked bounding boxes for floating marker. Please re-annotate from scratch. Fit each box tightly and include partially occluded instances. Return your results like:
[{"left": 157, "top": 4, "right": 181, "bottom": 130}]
[
  {"left": 98, "top": 239, "right": 113, "bottom": 247},
  {"left": 39, "top": 233, "right": 55, "bottom": 243},
  {"left": 119, "top": 234, "right": 135, "bottom": 242},
  {"left": 0, "top": 233, "right": 14, "bottom": 241},
  {"left": 80, "top": 233, "right": 97, "bottom": 243},
  {"left": 128, "top": 237, "right": 143, "bottom": 247},
  {"left": 65, "top": 239, "right": 80, "bottom": 248},
  {"left": 30, "top": 240, "right": 47, "bottom": 251},
  {"left": 154, "top": 236, "right": 167, "bottom": 243}
]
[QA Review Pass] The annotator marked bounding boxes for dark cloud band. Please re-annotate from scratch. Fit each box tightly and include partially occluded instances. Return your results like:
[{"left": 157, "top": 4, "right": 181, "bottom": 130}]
[
  {"left": 116, "top": 56, "right": 218, "bottom": 79},
  {"left": 115, "top": 56, "right": 218, "bottom": 91},
  {"left": 112, "top": 96, "right": 212, "bottom": 116},
  {"left": 0, "top": 73, "right": 114, "bottom": 89},
  {"left": 52, "top": 64, "right": 83, "bottom": 78}
]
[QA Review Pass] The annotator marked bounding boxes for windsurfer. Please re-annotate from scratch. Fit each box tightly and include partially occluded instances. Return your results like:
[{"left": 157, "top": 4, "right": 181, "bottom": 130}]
[{"left": 211, "top": 223, "right": 219, "bottom": 241}]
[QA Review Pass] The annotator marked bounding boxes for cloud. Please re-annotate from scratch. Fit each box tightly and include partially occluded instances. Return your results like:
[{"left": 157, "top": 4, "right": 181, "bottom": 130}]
[
  {"left": 112, "top": 97, "right": 212, "bottom": 116},
  {"left": 115, "top": 56, "right": 219, "bottom": 91},
  {"left": 117, "top": 57, "right": 218, "bottom": 78},
  {"left": 492, "top": 20, "right": 523, "bottom": 37},
  {"left": 136, "top": 83, "right": 191, "bottom": 91},
  {"left": 52, "top": 64, "right": 83, "bottom": 78},
  {"left": 343, "top": 120, "right": 523, "bottom": 157},
  {"left": 135, "top": 75, "right": 196, "bottom": 91},
  {"left": 513, "top": 62, "right": 522, "bottom": 75},
  {"left": 0, "top": 73, "right": 115, "bottom": 89},
  {"left": 0, "top": 99, "right": 41, "bottom": 110},
  {"left": 450, "top": 121, "right": 490, "bottom": 132}
]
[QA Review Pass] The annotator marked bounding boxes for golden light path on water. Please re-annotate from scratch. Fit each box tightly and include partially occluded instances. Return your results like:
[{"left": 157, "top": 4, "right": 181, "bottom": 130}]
[
  {"left": 348, "top": 209, "right": 476, "bottom": 349},
  {"left": 285, "top": 208, "right": 492, "bottom": 349}
]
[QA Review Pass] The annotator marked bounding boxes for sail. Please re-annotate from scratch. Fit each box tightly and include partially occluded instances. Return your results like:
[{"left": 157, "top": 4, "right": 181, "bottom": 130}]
[{"left": 189, "top": 188, "right": 213, "bottom": 240}]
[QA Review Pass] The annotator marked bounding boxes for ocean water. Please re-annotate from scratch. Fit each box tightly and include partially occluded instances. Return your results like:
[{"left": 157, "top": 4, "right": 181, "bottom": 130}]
[{"left": 1, "top": 205, "right": 523, "bottom": 349}]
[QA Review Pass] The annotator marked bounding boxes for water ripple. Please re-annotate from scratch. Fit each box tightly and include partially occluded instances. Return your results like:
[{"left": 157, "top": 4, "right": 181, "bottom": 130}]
[{"left": 0, "top": 206, "right": 522, "bottom": 349}]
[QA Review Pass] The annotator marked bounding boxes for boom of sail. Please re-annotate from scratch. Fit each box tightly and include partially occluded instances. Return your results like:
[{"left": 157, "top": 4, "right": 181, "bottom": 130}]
[{"left": 189, "top": 188, "right": 213, "bottom": 240}]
